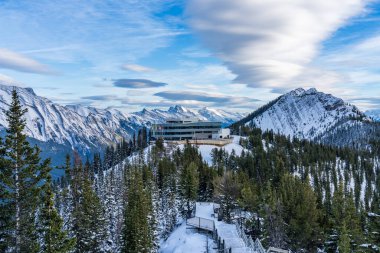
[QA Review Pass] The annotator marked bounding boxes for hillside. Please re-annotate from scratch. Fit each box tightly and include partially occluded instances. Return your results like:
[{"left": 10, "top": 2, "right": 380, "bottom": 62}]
[{"left": 232, "top": 88, "right": 380, "bottom": 148}]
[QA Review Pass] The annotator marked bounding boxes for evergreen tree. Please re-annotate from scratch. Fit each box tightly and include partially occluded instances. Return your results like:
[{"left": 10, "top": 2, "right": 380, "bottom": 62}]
[
  {"left": 71, "top": 159, "right": 107, "bottom": 252},
  {"left": 279, "top": 174, "right": 321, "bottom": 251},
  {"left": 338, "top": 221, "right": 350, "bottom": 253},
  {"left": 64, "top": 154, "right": 71, "bottom": 186},
  {"left": 0, "top": 89, "right": 50, "bottom": 252},
  {"left": 179, "top": 162, "right": 199, "bottom": 218},
  {"left": 122, "top": 169, "right": 153, "bottom": 252},
  {"left": 331, "top": 182, "right": 362, "bottom": 251},
  {"left": 38, "top": 174, "right": 76, "bottom": 253}
]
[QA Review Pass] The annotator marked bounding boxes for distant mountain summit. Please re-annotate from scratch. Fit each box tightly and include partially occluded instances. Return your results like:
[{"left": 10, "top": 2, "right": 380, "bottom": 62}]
[
  {"left": 0, "top": 83, "right": 244, "bottom": 165},
  {"left": 233, "top": 88, "right": 379, "bottom": 148},
  {"left": 366, "top": 109, "right": 380, "bottom": 122}
]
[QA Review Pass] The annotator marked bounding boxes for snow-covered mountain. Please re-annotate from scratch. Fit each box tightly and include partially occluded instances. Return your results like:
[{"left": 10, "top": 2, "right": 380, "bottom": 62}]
[
  {"left": 134, "top": 105, "right": 244, "bottom": 127},
  {"left": 366, "top": 109, "right": 380, "bottom": 122},
  {"left": 233, "top": 88, "right": 377, "bottom": 146},
  {"left": 0, "top": 83, "right": 244, "bottom": 164}
]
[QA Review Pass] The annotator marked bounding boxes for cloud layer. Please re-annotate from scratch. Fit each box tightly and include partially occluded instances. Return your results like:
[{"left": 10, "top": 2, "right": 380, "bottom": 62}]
[
  {"left": 155, "top": 90, "right": 259, "bottom": 106},
  {"left": 187, "top": 0, "right": 367, "bottom": 89},
  {"left": 121, "top": 64, "right": 155, "bottom": 72},
  {"left": 113, "top": 79, "right": 167, "bottom": 89},
  {"left": 81, "top": 95, "right": 119, "bottom": 101},
  {"left": 0, "top": 48, "right": 54, "bottom": 74}
]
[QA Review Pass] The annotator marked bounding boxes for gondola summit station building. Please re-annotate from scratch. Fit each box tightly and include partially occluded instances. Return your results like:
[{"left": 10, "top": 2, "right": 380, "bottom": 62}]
[{"left": 151, "top": 117, "right": 230, "bottom": 141}]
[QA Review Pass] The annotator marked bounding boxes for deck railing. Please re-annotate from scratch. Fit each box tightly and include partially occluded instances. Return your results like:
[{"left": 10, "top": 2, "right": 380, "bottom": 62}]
[
  {"left": 235, "top": 222, "right": 266, "bottom": 253},
  {"left": 186, "top": 217, "right": 215, "bottom": 232}
]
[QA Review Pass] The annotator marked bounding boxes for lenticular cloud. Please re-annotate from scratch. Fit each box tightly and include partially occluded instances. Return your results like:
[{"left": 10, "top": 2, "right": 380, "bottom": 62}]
[{"left": 186, "top": 0, "right": 367, "bottom": 89}]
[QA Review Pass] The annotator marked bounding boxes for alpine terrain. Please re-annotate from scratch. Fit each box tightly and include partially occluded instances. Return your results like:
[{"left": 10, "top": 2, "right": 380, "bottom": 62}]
[
  {"left": 0, "top": 82, "right": 244, "bottom": 165},
  {"left": 232, "top": 88, "right": 380, "bottom": 148}
]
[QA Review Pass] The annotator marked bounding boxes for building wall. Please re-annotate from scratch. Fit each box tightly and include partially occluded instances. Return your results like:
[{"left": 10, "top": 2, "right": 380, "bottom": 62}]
[
  {"left": 151, "top": 121, "right": 222, "bottom": 140},
  {"left": 212, "top": 128, "right": 230, "bottom": 139}
]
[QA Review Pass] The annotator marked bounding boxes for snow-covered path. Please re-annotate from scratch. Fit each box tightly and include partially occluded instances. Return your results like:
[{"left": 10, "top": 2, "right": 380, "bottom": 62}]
[
  {"left": 159, "top": 221, "right": 216, "bottom": 253},
  {"left": 159, "top": 202, "right": 254, "bottom": 253},
  {"left": 195, "top": 202, "right": 252, "bottom": 253}
]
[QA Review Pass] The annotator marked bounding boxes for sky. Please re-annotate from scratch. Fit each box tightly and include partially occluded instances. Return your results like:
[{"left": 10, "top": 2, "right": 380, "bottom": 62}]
[{"left": 0, "top": 0, "right": 380, "bottom": 113}]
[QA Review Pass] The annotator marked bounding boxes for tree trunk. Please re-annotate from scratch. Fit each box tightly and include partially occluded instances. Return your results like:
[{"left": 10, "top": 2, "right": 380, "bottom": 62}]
[{"left": 15, "top": 135, "right": 20, "bottom": 253}]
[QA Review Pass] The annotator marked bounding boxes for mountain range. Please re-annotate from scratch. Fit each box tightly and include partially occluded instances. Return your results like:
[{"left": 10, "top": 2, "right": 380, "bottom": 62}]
[
  {"left": 0, "top": 83, "right": 245, "bottom": 167},
  {"left": 1, "top": 83, "right": 380, "bottom": 167}
]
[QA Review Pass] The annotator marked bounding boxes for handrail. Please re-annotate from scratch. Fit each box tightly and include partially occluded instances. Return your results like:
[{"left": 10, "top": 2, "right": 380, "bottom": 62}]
[
  {"left": 235, "top": 222, "right": 266, "bottom": 253},
  {"left": 186, "top": 216, "right": 215, "bottom": 232},
  {"left": 254, "top": 238, "right": 266, "bottom": 253}
]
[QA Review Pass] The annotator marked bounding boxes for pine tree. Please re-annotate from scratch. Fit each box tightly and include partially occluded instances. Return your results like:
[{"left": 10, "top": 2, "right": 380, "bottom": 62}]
[
  {"left": 0, "top": 88, "right": 50, "bottom": 252},
  {"left": 122, "top": 169, "right": 153, "bottom": 252},
  {"left": 279, "top": 174, "right": 321, "bottom": 251},
  {"left": 64, "top": 154, "right": 71, "bottom": 186},
  {"left": 331, "top": 182, "right": 362, "bottom": 251},
  {"left": 71, "top": 158, "right": 107, "bottom": 252},
  {"left": 38, "top": 174, "right": 76, "bottom": 253},
  {"left": 179, "top": 162, "right": 199, "bottom": 218},
  {"left": 338, "top": 222, "right": 350, "bottom": 253}
]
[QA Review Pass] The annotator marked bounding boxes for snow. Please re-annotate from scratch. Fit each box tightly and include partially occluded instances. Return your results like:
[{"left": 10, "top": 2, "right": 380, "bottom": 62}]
[
  {"left": 368, "top": 212, "right": 380, "bottom": 217},
  {"left": 160, "top": 202, "right": 254, "bottom": 253},
  {"left": 196, "top": 136, "right": 246, "bottom": 165},
  {"left": 196, "top": 202, "right": 215, "bottom": 219},
  {"left": 246, "top": 87, "right": 369, "bottom": 140},
  {"left": 159, "top": 223, "right": 216, "bottom": 253}
]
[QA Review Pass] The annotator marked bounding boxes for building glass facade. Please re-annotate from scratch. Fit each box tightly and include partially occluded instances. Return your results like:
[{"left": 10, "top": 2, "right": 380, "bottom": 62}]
[{"left": 151, "top": 118, "right": 222, "bottom": 140}]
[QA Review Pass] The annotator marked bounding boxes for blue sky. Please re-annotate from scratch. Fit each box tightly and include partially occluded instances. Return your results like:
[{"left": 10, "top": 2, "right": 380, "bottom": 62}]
[{"left": 0, "top": 0, "right": 380, "bottom": 112}]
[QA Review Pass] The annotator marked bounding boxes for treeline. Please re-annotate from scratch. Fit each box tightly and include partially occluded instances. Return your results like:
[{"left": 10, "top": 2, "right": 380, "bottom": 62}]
[{"left": 210, "top": 127, "right": 380, "bottom": 252}]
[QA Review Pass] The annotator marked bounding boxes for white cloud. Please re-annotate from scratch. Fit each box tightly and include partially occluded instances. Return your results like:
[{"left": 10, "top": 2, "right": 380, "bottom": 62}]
[
  {"left": 121, "top": 64, "right": 155, "bottom": 73},
  {"left": 186, "top": 0, "right": 368, "bottom": 89},
  {"left": 0, "top": 73, "right": 16, "bottom": 84},
  {"left": 0, "top": 0, "right": 182, "bottom": 68},
  {"left": 0, "top": 48, "right": 54, "bottom": 74}
]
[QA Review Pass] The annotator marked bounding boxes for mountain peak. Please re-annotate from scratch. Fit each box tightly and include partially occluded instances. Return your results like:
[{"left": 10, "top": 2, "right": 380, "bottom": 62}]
[
  {"left": 168, "top": 105, "right": 188, "bottom": 113},
  {"left": 305, "top": 87, "right": 318, "bottom": 94},
  {"left": 234, "top": 87, "right": 368, "bottom": 140},
  {"left": 285, "top": 87, "right": 320, "bottom": 97},
  {"left": 287, "top": 88, "right": 306, "bottom": 96},
  {"left": 24, "top": 87, "right": 36, "bottom": 96}
]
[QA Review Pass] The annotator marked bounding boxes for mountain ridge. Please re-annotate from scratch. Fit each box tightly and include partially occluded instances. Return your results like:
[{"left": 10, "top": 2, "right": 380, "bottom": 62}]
[
  {"left": 0, "top": 83, "right": 245, "bottom": 164},
  {"left": 232, "top": 87, "right": 379, "bottom": 148}
]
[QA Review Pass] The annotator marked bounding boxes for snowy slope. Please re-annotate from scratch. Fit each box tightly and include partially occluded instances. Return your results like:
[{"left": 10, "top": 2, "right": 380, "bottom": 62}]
[
  {"left": 0, "top": 83, "right": 244, "bottom": 162},
  {"left": 236, "top": 88, "right": 370, "bottom": 140}
]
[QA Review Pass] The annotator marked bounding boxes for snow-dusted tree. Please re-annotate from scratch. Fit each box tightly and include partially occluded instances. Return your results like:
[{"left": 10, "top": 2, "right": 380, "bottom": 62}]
[
  {"left": 179, "top": 162, "right": 199, "bottom": 218},
  {"left": 71, "top": 159, "right": 107, "bottom": 252},
  {"left": 38, "top": 174, "right": 76, "bottom": 253},
  {"left": 122, "top": 169, "right": 154, "bottom": 252},
  {"left": 0, "top": 89, "right": 50, "bottom": 252}
]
